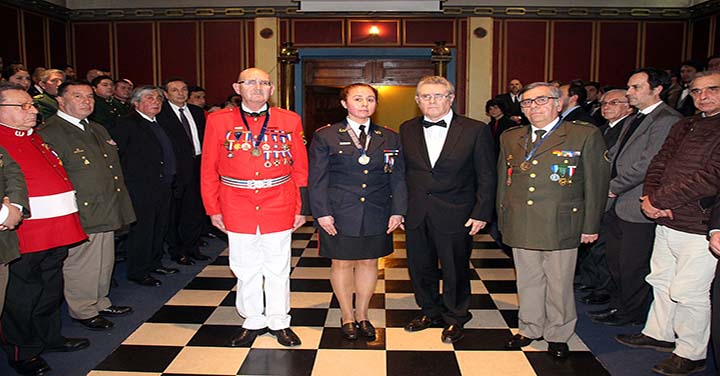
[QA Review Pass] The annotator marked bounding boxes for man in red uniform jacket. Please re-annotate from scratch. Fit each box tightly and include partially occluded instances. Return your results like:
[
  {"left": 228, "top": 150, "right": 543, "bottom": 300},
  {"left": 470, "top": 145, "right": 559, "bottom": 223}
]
[
  {"left": 0, "top": 84, "right": 88, "bottom": 376},
  {"left": 201, "top": 68, "right": 308, "bottom": 347}
]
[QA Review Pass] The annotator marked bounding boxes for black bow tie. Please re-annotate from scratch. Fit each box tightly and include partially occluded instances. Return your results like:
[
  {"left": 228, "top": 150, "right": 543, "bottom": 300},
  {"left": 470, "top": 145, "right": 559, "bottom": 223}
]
[
  {"left": 243, "top": 110, "right": 268, "bottom": 118},
  {"left": 422, "top": 119, "right": 447, "bottom": 128}
]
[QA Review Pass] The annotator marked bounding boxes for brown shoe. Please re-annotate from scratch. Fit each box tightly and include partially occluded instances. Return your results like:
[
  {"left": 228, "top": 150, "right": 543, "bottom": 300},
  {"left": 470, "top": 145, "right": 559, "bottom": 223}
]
[
  {"left": 651, "top": 353, "right": 706, "bottom": 375},
  {"left": 615, "top": 333, "right": 675, "bottom": 352}
]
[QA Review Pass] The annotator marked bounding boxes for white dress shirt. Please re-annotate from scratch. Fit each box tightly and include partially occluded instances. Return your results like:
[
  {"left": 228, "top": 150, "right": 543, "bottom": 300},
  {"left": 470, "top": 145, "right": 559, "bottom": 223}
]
[
  {"left": 56, "top": 110, "right": 87, "bottom": 131},
  {"left": 423, "top": 110, "right": 454, "bottom": 168},
  {"left": 345, "top": 117, "right": 370, "bottom": 149}
]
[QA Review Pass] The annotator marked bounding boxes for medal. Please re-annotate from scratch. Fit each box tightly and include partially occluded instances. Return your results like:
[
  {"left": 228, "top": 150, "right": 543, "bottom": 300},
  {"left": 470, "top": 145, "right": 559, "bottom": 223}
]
[
  {"left": 262, "top": 143, "right": 271, "bottom": 151},
  {"left": 241, "top": 142, "right": 251, "bottom": 151},
  {"left": 520, "top": 161, "right": 531, "bottom": 171},
  {"left": 227, "top": 152, "right": 234, "bottom": 158},
  {"left": 358, "top": 154, "right": 370, "bottom": 165},
  {"left": 233, "top": 143, "right": 242, "bottom": 151},
  {"left": 251, "top": 148, "right": 262, "bottom": 157},
  {"left": 506, "top": 166, "right": 513, "bottom": 186},
  {"left": 559, "top": 178, "right": 567, "bottom": 186},
  {"left": 264, "top": 161, "right": 272, "bottom": 168},
  {"left": 550, "top": 173, "right": 560, "bottom": 181}
]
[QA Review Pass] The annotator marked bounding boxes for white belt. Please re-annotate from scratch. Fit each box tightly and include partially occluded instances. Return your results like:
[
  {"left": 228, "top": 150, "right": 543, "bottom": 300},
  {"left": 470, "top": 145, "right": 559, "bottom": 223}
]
[
  {"left": 28, "top": 190, "right": 78, "bottom": 220},
  {"left": 220, "top": 175, "right": 291, "bottom": 189}
]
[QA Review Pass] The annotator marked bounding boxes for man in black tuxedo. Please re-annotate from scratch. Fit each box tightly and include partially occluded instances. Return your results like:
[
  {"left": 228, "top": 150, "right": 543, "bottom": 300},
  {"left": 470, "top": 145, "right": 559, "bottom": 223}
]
[
  {"left": 110, "top": 86, "right": 179, "bottom": 286},
  {"left": 495, "top": 78, "right": 525, "bottom": 125},
  {"left": 157, "top": 78, "right": 208, "bottom": 265},
  {"left": 559, "top": 80, "right": 599, "bottom": 126},
  {"left": 400, "top": 76, "right": 496, "bottom": 343}
]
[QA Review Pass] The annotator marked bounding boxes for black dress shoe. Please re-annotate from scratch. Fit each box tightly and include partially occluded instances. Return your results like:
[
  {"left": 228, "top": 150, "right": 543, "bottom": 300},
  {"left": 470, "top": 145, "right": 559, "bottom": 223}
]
[
  {"left": 130, "top": 275, "right": 162, "bottom": 286},
  {"left": 547, "top": 342, "right": 570, "bottom": 358},
  {"left": 74, "top": 316, "right": 114, "bottom": 330},
  {"left": 505, "top": 333, "right": 542, "bottom": 349},
  {"left": 10, "top": 356, "right": 51, "bottom": 375},
  {"left": 441, "top": 324, "right": 464, "bottom": 343},
  {"left": 269, "top": 327, "right": 302, "bottom": 347},
  {"left": 616, "top": 333, "right": 675, "bottom": 352},
  {"left": 190, "top": 252, "right": 211, "bottom": 261},
  {"left": 579, "top": 292, "right": 610, "bottom": 305},
  {"left": 590, "top": 313, "right": 643, "bottom": 326},
  {"left": 172, "top": 255, "right": 195, "bottom": 265},
  {"left": 152, "top": 266, "right": 179, "bottom": 275},
  {"left": 99, "top": 305, "right": 133, "bottom": 316},
  {"left": 340, "top": 321, "right": 358, "bottom": 340},
  {"left": 228, "top": 327, "right": 268, "bottom": 347},
  {"left": 44, "top": 337, "right": 90, "bottom": 353},
  {"left": 404, "top": 315, "right": 444, "bottom": 332},
  {"left": 356, "top": 320, "right": 376, "bottom": 340},
  {"left": 586, "top": 308, "right": 618, "bottom": 320}
]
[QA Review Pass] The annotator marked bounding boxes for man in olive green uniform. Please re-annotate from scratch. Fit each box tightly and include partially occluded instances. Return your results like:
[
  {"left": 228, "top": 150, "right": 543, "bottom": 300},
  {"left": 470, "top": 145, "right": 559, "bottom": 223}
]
[
  {"left": 32, "top": 69, "right": 65, "bottom": 120},
  {"left": 0, "top": 144, "right": 29, "bottom": 316},
  {"left": 89, "top": 75, "right": 129, "bottom": 130},
  {"left": 40, "top": 80, "right": 136, "bottom": 331},
  {"left": 498, "top": 82, "right": 610, "bottom": 358}
]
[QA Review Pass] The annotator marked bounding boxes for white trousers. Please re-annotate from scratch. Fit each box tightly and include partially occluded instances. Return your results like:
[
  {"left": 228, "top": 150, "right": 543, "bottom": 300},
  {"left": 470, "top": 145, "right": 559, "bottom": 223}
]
[
  {"left": 643, "top": 225, "right": 718, "bottom": 361},
  {"left": 228, "top": 228, "right": 292, "bottom": 330}
]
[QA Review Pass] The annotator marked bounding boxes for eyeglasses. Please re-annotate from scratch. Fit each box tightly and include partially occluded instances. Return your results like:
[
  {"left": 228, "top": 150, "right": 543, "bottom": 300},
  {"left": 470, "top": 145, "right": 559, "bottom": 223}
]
[
  {"left": 600, "top": 99, "right": 629, "bottom": 106},
  {"left": 417, "top": 93, "right": 452, "bottom": 102},
  {"left": 519, "top": 96, "right": 558, "bottom": 108},
  {"left": 689, "top": 86, "right": 720, "bottom": 96},
  {"left": 0, "top": 103, "right": 35, "bottom": 110},
  {"left": 238, "top": 80, "right": 272, "bottom": 87}
]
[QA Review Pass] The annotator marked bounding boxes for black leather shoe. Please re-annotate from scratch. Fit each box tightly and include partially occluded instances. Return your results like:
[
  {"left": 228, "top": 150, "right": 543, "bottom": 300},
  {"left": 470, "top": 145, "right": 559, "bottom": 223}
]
[
  {"left": 190, "top": 252, "right": 211, "bottom": 261},
  {"left": 229, "top": 327, "right": 268, "bottom": 347},
  {"left": 404, "top": 315, "right": 444, "bottom": 332},
  {"left": 616, "top": 333, "right": 675, "bottom": 352},
  {"left": 590, "top": 313, "right": 643, "bottom": 326},
  {"left": 587, "top": 308, "right": 618, "bottom": 320},
  {"left": 99, "top": 305, "right": 133, "bottom": 316},
  {"left": 652, "top": 353, "right": 706, "bottom": 375},
  {"left": 547, "top": 342, "right": 570, "bottom": 358},
  {"left": 74, "top": 316, "right": 114, "bottom": 330},
  {"left": 9, "top": 356, "right": 51, "bottom": 375},
  {"left": 152, "top": 266, "right": 179, "bottom": 275},
  {"left": 172, "top": 255, "right": 195, "bottom": 265},
  {"left": 441, "top": 324, "right": 464, "bottom": 343},
  {"left": 130, "top": 275, "right": 161, "bottom": 286},
  {"left": 573, "top": 283, "right": 595, "bottom": 292},
  {"left": 269, "top": 327, "right": 302, "bottom": 347},
  {"left": 579, "top": 292, "right": 610, "bottom": 305},
  {"left": 505, "top": 333, "right": 542, "bottom": 349},
  {"left": 44, "top": 337, "right": 90, "bottom": 353},
  {"left": 340, "top": 321, "right": 358, "bottom": 340},
  {"left": 356, "top": 320, "right": 376, "bottom": 340}
]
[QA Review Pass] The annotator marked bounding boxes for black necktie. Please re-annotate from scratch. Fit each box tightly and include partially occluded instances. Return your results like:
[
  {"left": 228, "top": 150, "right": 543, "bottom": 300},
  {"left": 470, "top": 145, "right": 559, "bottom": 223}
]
[
  {"left": 422, "top": 119, "right": 447, "bottom": 128},
  {"left": 359, "top": 124, "right": 367, "bottom": 147},
  {"left": 178, "top": 108, "right": 192, "bottom": 141},
  {"left": 611, "top": 113, "right": 646, "bottom": 178},
  {"left": 532, "top": 129, "right": 546, "bottom": 149},
  {"left": 79, "top": 119, "right": 89, "bottom": 127}
]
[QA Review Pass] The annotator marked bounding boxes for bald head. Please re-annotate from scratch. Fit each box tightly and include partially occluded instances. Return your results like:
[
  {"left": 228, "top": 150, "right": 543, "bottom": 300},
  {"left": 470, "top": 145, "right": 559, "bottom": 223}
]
[{"left": 232, "top": 67, "right": 274, "bottom": 111}]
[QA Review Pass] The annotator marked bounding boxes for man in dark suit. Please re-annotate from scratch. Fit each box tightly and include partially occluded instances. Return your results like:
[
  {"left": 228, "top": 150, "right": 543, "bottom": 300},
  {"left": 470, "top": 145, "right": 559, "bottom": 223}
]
[
  {"left": 675, "top": 60, "right": 702, "bottom": 116},
  {"left": 577, "top": 89, "right": 634, "bottom": 306},
  {"left": 157, "top": 78, "right": 208, "bottom": 265},
  {"left": 593, "top": 67, "right": 682, "bottom": 326},
  {"left": 559, "top": 80, "right": 599, "bottom": 126},
  {"left": 110, "top": 86, "right": 179, "bottom": 287},
  {"left": 498, "top": 82, "right": 610, "bottom": 358},
  {"left": 495, "top": 78, "right": 525, "bottom": 125},
  {"left": 400, "top": 76, "right": 496, "bottom": 343}
]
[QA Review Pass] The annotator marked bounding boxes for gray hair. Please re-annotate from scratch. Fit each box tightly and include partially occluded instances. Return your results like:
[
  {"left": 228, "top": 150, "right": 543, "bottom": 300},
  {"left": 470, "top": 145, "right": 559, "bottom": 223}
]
[
  {"left": 0, "top": 84, "right": 26, "bottom": 103},
  {"left": 40, "top": 69, "right": 65, "bottom": 83},
  {"left": 600, "top": 89, "right": 628, "bottom": 101},
  {"left": 131, "top": 85, "right": 164, "bottom": 105},
  {"left": 691, "top": 70, "right": 720, "bottom": 86},
  {"left": 416, "top": 76, "right": 455, "bottom": 96},
  {"left": 519, "top": 82, "right": 562, "bottom": 100}
]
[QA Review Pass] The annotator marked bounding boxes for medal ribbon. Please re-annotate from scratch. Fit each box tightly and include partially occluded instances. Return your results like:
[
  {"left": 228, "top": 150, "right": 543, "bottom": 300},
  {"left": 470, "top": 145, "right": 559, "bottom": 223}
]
[
  {"left": 344, "top": 122, "right": 371, "bottom": 157},
  {"left": 523, "top": 119, "right": 562, "bottom": 163},
  {"left": 240, "top": 108, "right": 271, "bottom": 151}
]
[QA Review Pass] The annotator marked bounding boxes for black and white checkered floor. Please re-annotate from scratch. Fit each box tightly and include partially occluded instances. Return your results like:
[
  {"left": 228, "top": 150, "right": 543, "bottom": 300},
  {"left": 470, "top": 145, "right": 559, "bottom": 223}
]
[{"left": 89, "top": 223, "right": 610, "bottom": 376}]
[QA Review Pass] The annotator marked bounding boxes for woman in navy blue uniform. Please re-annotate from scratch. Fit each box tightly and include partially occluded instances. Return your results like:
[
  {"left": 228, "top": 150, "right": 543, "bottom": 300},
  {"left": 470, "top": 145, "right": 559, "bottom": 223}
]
[{"left": 309, "top": 83, "right": 407, "bottom": 341}]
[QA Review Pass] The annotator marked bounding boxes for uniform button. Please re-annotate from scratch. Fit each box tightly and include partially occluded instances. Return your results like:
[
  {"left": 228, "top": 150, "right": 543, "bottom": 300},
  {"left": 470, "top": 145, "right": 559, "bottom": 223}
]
[
  {"left": 103, "top": 153, "right": 108, "bottom": 157},
  {"left": 109, "top": 165, "right": 113, "bottom": 169},
  {"left": 255, "top": 171, "right": 260, "bottom": 176},
  {"left": 160, "top": 174, "right": 164, "bottom": 178},
  {"left": 572, "top": 207, "right": 578, "bottom": 212},
  {"left": 83, "top": 202, "right": 89, "bottom": 206},
  {"left": 426, "top": 192, "right": 432, "bottom": 196},
  {"left": 255, "top": 206, "right": 260, "bottom": 211},
  {"left": 360, "top": 197, "right": 366, "bottom": 202},
  {"left": 159, "top": 161, "right": 163, "bottom": 165},
  {"left": 116, "top": 188, "right": 121, "bottom": 192},
  {"left": 527, "top": 200, "right": 534, "bottom": 205},
  {"left": 363, "top": 170, "right": 368, "bottom": 174},
  {"left": 528, "top": 187, "right": 535, "bottom": 192},
  {"left": 254, "top": 189, "right": 259, "bottom": 194},
  {"left": 529, "top": 173, "right": 536, "bottom": 178},
  {"left": 63, "top": 177, "right": 68, "bottom": 181},
  {"left": 338, "top": 150, "right": 343, "bottom": 154},
  {"left": 532, "top": 160, "right": 538, "bottom": 165},
  {"left": 114, "top": 176, "right": 118, "bottom": 180},
  {"left": 361, "top": 183, "right": 367, "bottom": 188},
  {"left": 564, "top": 159, "right": 569, "bottom": 163}
]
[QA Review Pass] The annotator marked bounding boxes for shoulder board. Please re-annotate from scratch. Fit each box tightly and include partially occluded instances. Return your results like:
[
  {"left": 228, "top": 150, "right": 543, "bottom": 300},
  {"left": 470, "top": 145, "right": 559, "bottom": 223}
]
[
  {"left": 33, "top": 94, "right": 44, "bottom": 100},
  {"left": 314, "top": 123, "right": 333, "bottom": 133},
  {"left": 570, "top": 120, "right": 591, "bottom": 126}
]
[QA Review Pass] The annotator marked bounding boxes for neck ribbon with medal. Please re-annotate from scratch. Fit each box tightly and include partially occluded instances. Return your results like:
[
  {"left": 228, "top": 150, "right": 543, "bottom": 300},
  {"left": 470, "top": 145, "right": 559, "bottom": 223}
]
[
  {"left": 225, "top": 108, "right": 271, "bottom": 159},
  {"left": 345, "top": 122, "right": 371, "bottom": 165},
  {"left": 506, "top": 120, "right": 562, "bottom": 186}
]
